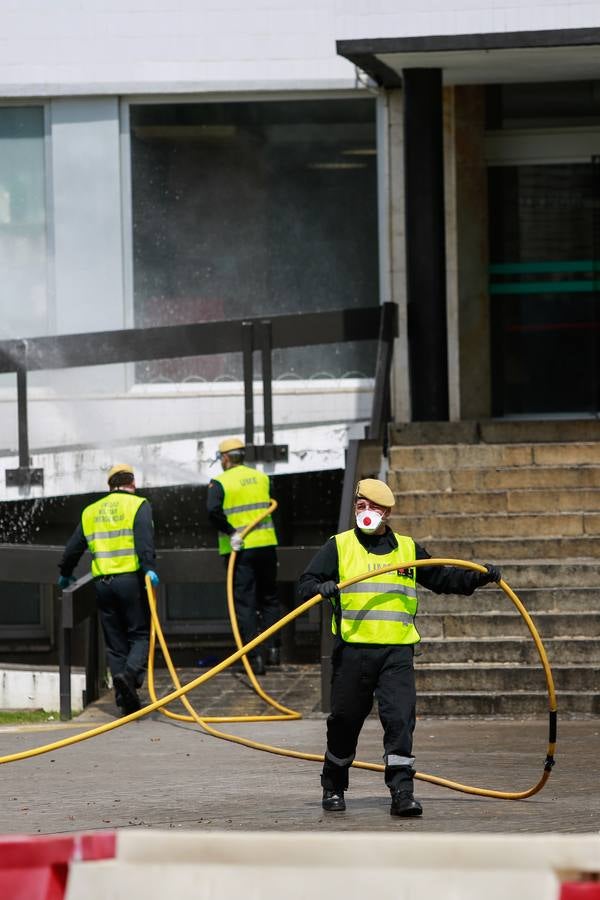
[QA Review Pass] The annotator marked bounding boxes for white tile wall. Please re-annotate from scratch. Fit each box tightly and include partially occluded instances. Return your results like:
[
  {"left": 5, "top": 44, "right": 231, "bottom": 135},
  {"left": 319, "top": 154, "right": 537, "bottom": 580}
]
[
  {"left": 0, "top": 0, "right": 591, "bottom": 97},
  {"left": 0, "top": 0, "right": 596, "bottom": 467}
]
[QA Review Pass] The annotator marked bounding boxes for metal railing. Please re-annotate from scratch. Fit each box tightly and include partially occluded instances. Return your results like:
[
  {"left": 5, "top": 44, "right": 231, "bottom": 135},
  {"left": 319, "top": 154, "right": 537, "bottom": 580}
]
[
  {"left": 0, "top": 303, "right": 397, "bottom": 483},
  {"left": 0, "top": 301, "right": 397, "bottom": 715},
  {"left": 0, "top": 545, "right": 102, "bottom": 719},
  {"left": 0, "top": 544, "right": 320, "bottom": 720}
]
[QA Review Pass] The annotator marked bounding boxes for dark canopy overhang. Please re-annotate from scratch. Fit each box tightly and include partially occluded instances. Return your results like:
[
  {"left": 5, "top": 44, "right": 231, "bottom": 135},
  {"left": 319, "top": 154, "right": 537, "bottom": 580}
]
[{"left": 337, "top": 28, "right": 600, "bottom": 86}]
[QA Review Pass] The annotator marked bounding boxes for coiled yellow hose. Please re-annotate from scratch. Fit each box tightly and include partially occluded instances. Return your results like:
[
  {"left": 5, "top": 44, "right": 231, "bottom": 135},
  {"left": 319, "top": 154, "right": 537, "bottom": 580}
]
[{"left": 0, "top": 501, "right": 557, "bottom": 803}]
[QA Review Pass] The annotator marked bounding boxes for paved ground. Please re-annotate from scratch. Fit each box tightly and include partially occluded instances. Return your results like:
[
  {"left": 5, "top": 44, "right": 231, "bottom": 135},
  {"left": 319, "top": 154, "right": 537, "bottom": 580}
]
[{"left": 0, "top": 665, "right": 598, "bottom": 836}]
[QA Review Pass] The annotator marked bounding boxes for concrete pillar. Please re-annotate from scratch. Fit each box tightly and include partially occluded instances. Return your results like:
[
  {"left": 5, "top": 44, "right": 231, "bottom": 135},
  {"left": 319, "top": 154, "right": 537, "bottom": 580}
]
[
  {"left": 444, "top": 86, "right": 460, "bottom": 422},
  {"left": 378, "top": 90, "right": 411, "bottom": 424},
  {"left": 444, "top": 85, "right": 491, "bottom": 420}
]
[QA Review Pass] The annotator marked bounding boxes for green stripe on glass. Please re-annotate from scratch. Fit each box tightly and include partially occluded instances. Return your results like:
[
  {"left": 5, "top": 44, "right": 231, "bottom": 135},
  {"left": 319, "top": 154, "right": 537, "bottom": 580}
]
[{"left": 489, "top": 260, "right": 597, "bottom": 275}]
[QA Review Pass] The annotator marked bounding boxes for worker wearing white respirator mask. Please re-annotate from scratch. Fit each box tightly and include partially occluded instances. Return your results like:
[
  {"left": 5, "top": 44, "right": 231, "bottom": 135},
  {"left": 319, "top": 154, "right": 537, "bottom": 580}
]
[{"left": 297, "top": 478, "right": 501, "bottom": 819}]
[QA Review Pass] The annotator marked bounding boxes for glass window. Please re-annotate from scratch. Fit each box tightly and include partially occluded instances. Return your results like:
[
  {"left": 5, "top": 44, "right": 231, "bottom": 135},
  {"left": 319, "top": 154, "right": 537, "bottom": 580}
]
[
  {"left": 0, "top": 582, "right": 42, "bottom": 625},
  {"left": 0, "top": 107, "right": 48, "bottom": 339},
  {"left": 486, "top": 80, "right": 600, "bottom": 129},
  {"left": 488, "top": 162, "right": 600, "bottom": 416},
  {"left": 130, "top": 99, "right": 378, "bottom": 382}
]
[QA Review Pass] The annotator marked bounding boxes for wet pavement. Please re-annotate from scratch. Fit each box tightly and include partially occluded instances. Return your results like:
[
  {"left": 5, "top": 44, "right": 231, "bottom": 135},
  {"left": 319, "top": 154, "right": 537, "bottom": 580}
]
[{"left": 0, "top": 664, "right": 598, "bottom": 836}]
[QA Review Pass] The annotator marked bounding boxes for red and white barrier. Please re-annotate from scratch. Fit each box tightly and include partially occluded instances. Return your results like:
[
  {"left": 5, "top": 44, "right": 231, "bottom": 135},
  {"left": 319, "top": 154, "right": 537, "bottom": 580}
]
[
  {"left": 1, "top": 830, "right": 598, "bottom": 899},
  {"left": 0, "top": 832, "right": 115, "bottom": 900},
  {"left": 66, "top": 831, "right": 600, "bottom": 900}
]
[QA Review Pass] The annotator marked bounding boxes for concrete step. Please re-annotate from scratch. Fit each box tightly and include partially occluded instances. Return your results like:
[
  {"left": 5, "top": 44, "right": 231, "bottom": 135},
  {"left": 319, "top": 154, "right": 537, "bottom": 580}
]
[
  {"left": 391, "top": 512, "right": 600, "bottom": 540},
  {"left": 416, "top": 691, "right": 599, "bottom": 717},
  {"left": 398, "top": 488, "right": 600, "bottom": 516},
  {"left": 390, "top": 465, "right": 600, "bottom": 493},
  {"left": 415, "top": 663, "right": 600, "bottom": 692},
  {"left": 389, "top": 441, "right": 600, "bottom": 471},
  {"left": 409, "top": 560, "right": 600, "bottom": 588},
  {"left": 420, "top": 586, "right": 600, "bottom": 613},
  {"left": 416, "top": 612, "right": 600, "bottom": 640},
  {"left": 415, "top": 636, "right": 598, "bottom": 664},
  {"left": 386, "top": 430, "right": 600, "bottom": 716},
  {"left": 390, "top": 418, "right": 600, "bottom": 446},
  {"left": 469, "top": 562, "right": 600, "bottom": 589},
  {"left": 416, "top": 535, "right": 600, "bottom": 559}
]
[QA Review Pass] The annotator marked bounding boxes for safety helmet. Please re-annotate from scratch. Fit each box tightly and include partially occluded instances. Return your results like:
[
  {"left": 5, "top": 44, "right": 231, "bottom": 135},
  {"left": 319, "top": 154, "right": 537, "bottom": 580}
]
[
  {"left": 355, "top": 478, "right": 395, "bottom": 508},
  {"left": 107, "top": 463, "right": 134, "bottom": 484},
  {"left": 218, "top": 437, "right": 245, "bottom": 455}
]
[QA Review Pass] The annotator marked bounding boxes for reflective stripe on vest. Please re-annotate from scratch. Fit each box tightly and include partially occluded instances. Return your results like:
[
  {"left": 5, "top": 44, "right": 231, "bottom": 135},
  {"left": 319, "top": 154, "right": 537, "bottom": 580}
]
[
  {"left": 333, "top": 530, "right": 420, "bottom": 645},
  {"left": 341, "top": 581, "right": 418, "bottom": 599},
  {"left": 81, "top": 492, "right": 146, "bottom": 577},
  {"left": 213, "top": 464, "right": 277, "bottom": 555}
]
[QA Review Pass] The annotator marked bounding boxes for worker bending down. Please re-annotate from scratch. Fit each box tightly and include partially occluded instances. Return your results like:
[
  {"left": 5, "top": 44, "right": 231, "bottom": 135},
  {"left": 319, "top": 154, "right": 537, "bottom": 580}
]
[
  {"left": 207, "top": 437, "right": 281, "bottom": 675},
  {"left": 297, "top": 478, "right": 501, "bottom": 818}
]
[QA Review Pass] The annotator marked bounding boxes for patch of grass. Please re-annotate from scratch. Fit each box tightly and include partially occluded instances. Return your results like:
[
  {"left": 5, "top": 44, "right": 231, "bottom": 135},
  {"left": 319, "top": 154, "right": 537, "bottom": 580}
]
[{"left": 0, "top": 709, "right": 59, "bottom": 725}]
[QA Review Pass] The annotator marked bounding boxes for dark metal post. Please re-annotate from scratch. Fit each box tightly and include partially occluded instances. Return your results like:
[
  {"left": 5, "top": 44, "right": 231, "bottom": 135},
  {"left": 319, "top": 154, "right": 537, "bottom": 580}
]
[
  {"left": 16, "top": 365, "right": 30, "bottom": 469},
  {"left": 241, "top": 322, "right": 254, "bottom": 447},
  {"left": 59, "top": 625, "right": 72, "bottom": 721},
  {"left": 5, "top": 340, "right": 44, "bottom": 488},
  {"left": 403, "top": 68, "right": 449, "bottom": 421},
  {"left": 85, "top": 612, "right": 100, "bottom": 706},
  {"left": 58, "top": 586, "right": 74, "bottom": 720},
  {"left": 260, "top": 320, "right": 274, "bottom": 457},
  {"left": 368, "top": 302, "right": 397, "bottom": 443}
]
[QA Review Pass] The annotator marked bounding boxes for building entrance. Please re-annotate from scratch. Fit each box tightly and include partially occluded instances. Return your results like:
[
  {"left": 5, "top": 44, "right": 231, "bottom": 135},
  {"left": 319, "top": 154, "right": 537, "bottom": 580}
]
[{"left": 488, "top": 160, "right": 600, "bottom": 416}]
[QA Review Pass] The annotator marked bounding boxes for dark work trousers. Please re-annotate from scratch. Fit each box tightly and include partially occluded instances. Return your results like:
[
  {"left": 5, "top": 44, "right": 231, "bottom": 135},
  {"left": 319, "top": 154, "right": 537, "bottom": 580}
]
[
  {"left": 94, "top": 572, "right": 150, "bottom": 688},
  {"left": 229, "top": 546, "right": 281, "bottom": 659},
  {"left": 321, "top": 642, "right": 416, "bottom": 793}
]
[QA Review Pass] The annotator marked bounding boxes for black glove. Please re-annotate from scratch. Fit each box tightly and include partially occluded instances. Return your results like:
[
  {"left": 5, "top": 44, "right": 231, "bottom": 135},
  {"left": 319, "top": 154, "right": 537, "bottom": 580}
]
[
  {"left": 478, "top": 563, "right": 502, "bottom": 586},
  {"left": 317, "top": 580, "right": 340, "bottom": 601}
]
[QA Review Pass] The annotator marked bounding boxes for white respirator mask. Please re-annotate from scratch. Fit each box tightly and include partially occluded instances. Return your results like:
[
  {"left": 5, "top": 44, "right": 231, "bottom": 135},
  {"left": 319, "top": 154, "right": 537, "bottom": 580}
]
[{"left": 355, "top": 509, "right": 384, "bottom": 534}]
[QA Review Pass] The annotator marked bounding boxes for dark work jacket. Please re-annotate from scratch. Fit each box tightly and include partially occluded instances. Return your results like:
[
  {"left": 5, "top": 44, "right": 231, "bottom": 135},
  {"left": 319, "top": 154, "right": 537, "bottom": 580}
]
[
  {"left": 206, "top": 478, "right": 234, "bottom": 536},
  {"left": 297, "top": 526, "right": 484, "bottom": 606}
]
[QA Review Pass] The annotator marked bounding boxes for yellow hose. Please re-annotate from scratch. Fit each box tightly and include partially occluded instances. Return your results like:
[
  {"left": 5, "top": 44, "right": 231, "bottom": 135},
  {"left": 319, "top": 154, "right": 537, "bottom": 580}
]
[
  {"left": 146, "top": 558, "right": 557, "bottom": 799},
  {"left": 0, "top": 504, "right": 558, "bottom": 803},
  {"left": 147, "top": 501, "right": 300, "bottom": 726},
  {"left": 0, "top": 588, "right": 324, "bottom": 766},
  {"left": 145, "top": 499, "right": 557, "bottom": 800}
]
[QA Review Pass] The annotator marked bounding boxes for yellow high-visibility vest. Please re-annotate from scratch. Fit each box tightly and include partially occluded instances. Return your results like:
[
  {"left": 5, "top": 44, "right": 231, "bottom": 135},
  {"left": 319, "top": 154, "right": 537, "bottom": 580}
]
[
  {"left": 333, "top": 529, "right": 419, "bottom": 645},
  {"left": 81, "top": 491, "right": 146, "bottom": 577},
  {"left": 213, "top": 464, "right": 277, "bottom": 555}
]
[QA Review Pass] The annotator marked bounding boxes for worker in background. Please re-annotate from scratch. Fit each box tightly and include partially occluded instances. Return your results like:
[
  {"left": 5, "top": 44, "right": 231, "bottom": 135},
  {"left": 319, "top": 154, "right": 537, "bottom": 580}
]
[
  {"left": 297, "top": 478, "right": 501, "bottom": 818},
  {"left": 207, "top": 437, "right": 281, "bottom": 676},
  {"left": 58, "top": 464, "right": 159, "bottom": 716}
]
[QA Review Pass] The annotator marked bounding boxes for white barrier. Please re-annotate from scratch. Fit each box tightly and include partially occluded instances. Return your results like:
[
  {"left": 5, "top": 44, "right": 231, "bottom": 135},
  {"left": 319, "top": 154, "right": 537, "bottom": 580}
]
[
  {"left": 66, "top": 831, "right": 600, "bottom": 900},
  {"left": 0, "top": 664, "right": 85, "bottom": 713}
]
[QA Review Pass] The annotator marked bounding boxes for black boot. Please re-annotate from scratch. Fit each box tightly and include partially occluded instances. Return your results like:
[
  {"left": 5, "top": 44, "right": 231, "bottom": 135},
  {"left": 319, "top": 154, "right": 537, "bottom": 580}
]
[
  {"left": 251, "top": 653, "right": 266, "bottom": 676},
  {"left": 266, "top": 647, "right": 281, "bottom": 666},
  {"left": 390, "top": 788, "right": 423, "bottom": 817},
  {"left": 322, "top": 789, "right": 346, "bottom": 812},
  {"left": 113, "top": 671, "right": 141, "bottom": 715}
]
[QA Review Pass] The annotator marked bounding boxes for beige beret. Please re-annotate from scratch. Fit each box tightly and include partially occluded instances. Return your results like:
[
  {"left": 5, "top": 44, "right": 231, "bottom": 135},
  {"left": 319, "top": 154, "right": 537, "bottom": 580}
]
[
  {"left": 218, "top": 437, "right": 245, "bottom": 454},
  {"left": 355, "top": 478, "right": 395, "bottom": 508},
  {"left": 107, "top": 463, "right": 134, "bottom": 483}
]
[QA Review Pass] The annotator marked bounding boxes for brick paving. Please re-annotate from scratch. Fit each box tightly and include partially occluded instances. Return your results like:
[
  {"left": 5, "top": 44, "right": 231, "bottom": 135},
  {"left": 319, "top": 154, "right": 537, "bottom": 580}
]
[{"left": 0, "top": 664, "right": 598, "bottom": 835}]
